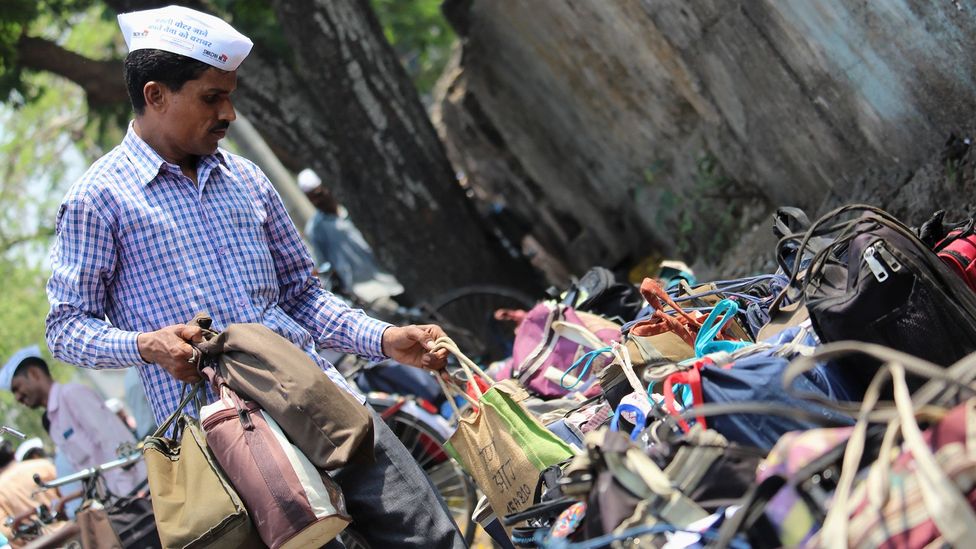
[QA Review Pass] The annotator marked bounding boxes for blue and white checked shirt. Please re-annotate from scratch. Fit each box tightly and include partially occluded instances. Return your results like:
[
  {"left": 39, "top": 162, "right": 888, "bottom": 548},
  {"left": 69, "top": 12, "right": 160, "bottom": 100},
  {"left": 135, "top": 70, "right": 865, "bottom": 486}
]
[{"left": 46, "top": 123, "right": 390, "bottom": 426}]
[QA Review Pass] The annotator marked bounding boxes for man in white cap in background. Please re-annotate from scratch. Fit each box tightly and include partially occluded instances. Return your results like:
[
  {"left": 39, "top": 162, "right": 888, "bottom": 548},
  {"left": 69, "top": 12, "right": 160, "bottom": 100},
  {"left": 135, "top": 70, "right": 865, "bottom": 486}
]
[
  {"left": 45, "top": 5, "right": 464, "bottom": 547},
  {"left": 0, "top": 347, "right": 145, "bottom": 497},
  {"left": 13, "top": 438, "right": 46, "bottom": 462},
  {"left": 299, "top": 168, "right": 405, "bottom": 307}
]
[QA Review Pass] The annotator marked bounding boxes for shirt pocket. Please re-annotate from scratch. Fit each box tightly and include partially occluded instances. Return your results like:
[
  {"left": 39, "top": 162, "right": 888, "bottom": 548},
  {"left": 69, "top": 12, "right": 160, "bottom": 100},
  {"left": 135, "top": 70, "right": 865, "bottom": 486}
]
[
  {"left": 116, "top": 208, "right": 184, "bottom": 272},
  {"left": 58, "top": 426, "right": 93, "bottom": 471}
]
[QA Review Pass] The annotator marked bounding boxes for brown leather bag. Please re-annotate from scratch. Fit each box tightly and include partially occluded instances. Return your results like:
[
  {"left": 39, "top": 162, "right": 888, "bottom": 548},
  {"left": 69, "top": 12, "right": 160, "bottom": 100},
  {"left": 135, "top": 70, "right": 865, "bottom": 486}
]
[
  {"left": 190, "top": 314, "right": 374, "bottom": 469},
  {"left": 199, "top": 363, "right": 351, "bottom": 549}
]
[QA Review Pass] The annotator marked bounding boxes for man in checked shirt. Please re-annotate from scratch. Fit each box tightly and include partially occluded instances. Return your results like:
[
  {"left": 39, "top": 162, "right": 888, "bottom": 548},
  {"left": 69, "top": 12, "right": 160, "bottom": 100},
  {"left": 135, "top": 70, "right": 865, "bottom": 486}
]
[{"left": 45, "top": 6, "right": 465, "bottom": 548}]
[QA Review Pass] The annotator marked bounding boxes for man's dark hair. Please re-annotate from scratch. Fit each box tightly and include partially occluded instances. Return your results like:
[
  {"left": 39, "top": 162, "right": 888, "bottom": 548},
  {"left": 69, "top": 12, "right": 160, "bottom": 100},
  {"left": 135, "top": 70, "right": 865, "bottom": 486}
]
[
  {"left": 0, "top": 440, "right": 14, "bottom": 469},
  {"left": 124, "top": 49, "right": 212, "bottom": 115},
  {"left": 12, "top": 357, "right": 50, "bottom": 380}
]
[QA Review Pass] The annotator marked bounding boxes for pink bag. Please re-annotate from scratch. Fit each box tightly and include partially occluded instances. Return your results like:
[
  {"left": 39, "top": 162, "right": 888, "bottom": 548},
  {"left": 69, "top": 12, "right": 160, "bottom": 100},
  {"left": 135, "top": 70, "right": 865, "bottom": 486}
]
[
  {"left": 199, "top": 366, "right": 351, "bottom": 549},
  {"left": 510, "top": 302, "right": 621, "bottom": 398}
]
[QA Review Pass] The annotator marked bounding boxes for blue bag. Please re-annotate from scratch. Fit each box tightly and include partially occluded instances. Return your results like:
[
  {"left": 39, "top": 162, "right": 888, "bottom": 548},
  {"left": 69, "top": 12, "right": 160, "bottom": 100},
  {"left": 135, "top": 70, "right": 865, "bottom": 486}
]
[
  {"left": 698, "top": 354, "right": 854, "bottom": 450},
  {"left": 668, "top": 327, "right": 856, "bottom": 450}
]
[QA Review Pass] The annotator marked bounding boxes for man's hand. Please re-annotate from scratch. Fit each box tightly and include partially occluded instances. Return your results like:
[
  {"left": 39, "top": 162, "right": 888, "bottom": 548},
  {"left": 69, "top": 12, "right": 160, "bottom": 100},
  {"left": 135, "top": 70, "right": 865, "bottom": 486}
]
[
  {"left": 382, "top": 324, "right": 450, "bottom": 371},
  {"left": 137, "top": 324, "right": 204, "bottom": 382}
]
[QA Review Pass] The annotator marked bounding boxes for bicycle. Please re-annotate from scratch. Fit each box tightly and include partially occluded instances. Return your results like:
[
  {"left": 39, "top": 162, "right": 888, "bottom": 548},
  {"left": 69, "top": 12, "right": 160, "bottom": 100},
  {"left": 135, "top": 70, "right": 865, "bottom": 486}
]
[
  {"left": 5, "top": 450, "right": 145, "bottom": 549},
  {"left": 318, "top": 264, "right": 534, "bottom": 365},
  {"left": 317, "top": 273, "right": 536, "bottom": 546}
]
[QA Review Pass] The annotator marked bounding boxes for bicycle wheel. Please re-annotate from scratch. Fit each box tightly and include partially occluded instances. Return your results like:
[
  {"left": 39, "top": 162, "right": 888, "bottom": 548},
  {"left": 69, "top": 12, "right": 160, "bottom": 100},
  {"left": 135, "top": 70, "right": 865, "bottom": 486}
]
[
  {"left": 426, "top": 284, "right": 535, "bottom": 364},
  {"left": 370, "top": 397, "right": 478, "bottom": 546}
]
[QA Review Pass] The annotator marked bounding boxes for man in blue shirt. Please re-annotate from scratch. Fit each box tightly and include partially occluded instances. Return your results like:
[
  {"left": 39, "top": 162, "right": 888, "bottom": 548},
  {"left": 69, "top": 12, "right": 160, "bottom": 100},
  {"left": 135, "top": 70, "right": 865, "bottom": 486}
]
[
  {"left": 45, "top": 6, "right": 463, "bottom": 547},
  {"left": 299, "top": 168, "right": 405, "bottom": 306}
]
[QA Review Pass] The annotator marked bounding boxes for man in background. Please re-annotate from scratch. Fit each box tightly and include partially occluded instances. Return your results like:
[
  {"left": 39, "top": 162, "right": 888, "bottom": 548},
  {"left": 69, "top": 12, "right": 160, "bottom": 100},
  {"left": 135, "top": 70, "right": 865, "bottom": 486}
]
[
  {"left": 299, "top": 168, "right": 405, "bottom": 306},
  {"left": 0, "top": 347, "right": 145, "bottom": 497}
]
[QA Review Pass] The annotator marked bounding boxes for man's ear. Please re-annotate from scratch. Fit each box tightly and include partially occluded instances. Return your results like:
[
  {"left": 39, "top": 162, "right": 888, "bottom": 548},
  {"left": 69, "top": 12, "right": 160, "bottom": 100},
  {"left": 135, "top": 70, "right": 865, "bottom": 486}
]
[{"left": 143, "top": 81, "right": 167, "bottom": 113}]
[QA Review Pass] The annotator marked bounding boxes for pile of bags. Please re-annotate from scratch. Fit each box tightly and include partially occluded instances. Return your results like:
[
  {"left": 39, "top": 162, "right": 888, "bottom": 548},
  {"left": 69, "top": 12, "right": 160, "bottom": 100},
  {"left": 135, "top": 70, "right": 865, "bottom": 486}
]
[{"left": 441, "top": 204, "right": 976, "bottom": 548}]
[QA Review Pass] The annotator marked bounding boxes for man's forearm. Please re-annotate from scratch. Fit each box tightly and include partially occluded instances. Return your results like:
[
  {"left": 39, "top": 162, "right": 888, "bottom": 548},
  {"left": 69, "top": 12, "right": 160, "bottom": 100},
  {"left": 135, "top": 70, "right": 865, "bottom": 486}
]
[
  {"left": 282, "top": 281, "right": 391, "bottom": 360},
  {"left": 46, "top": 305, "right": 145, "bottom": 369}
]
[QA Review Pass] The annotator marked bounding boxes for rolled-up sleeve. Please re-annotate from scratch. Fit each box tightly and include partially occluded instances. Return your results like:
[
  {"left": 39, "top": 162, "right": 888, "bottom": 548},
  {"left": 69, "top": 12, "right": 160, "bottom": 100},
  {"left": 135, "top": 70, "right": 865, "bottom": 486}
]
[
  {"left": 257, "top": 171, "right": 391, "bottom": 361},
  {"left": 46, "top": 196, "right": 147, "bottom": 369}
]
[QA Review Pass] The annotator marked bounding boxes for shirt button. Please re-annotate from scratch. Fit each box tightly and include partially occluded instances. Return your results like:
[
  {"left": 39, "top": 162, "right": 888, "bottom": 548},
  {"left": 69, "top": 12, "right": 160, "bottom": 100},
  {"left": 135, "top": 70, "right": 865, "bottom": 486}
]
[
  {"left": 237, "top": 297, "right": 248, "bottom": 308},
  {"left": 218, "top": 246, "right": 227, "bottom": 256}
]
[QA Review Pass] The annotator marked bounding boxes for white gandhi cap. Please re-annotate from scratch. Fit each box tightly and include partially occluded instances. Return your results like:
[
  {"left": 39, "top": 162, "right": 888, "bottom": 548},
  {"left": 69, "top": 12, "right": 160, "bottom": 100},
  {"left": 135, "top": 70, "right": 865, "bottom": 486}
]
[
  {"left": 117, "top": 5, "right": 253, "bottom": 71},
  {"left": 297, "top": 169, "right": 323, "bottom": 193}
]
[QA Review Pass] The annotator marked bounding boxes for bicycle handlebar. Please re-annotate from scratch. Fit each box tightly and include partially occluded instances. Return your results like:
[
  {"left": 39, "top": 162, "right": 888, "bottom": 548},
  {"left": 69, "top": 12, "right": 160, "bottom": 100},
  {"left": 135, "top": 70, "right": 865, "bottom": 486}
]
[
  {"left": 33, "top": 451, "right": 143, "bottom": 489},
  {"left": 1, "top": 425, "right": 26, "bottom": 439}
]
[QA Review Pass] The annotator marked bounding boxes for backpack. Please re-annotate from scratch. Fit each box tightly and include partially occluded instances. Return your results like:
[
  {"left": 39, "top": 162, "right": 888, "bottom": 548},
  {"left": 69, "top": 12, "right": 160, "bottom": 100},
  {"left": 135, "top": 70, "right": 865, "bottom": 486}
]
[
  {"left": 660, "top": 328, "right": 855, "bottom": 450},
  {"left": 510, "top": 302, "right": 622, "bottom": 398},
  {"left": 936, "top": 229, "right": 976, "bottom": 293},
  {"left": 917, "top": 209, "right": 976, "bottom": 293},
  {"left": 562, "top": 267, "right": 644, "bottom": 323},
  {"left": 776, "top": 204, "right": 976, "bottom": 395}
]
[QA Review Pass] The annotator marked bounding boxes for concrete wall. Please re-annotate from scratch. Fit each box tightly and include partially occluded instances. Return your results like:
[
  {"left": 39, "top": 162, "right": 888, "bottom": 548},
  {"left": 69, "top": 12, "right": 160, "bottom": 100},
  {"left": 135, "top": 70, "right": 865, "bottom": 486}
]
[{"left": 435, "top": 0, "right": 976, "bottom": 276}]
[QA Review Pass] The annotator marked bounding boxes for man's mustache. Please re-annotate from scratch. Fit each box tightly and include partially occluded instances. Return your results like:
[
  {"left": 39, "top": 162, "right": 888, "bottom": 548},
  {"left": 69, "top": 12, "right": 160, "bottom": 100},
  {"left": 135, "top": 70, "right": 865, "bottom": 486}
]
[{"left": 210, "top": 121, "right": 231, "bottom": 132}]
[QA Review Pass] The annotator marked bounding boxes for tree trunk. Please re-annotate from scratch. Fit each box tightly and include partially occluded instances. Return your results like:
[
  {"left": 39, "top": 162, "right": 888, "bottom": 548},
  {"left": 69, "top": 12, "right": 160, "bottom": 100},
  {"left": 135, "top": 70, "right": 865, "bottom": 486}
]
[
  {"left": 103, "top": 0, "right": 539, "bottom": 300},
  {"left": 253, "top": 0, "right": 538, "bottom": 299}
]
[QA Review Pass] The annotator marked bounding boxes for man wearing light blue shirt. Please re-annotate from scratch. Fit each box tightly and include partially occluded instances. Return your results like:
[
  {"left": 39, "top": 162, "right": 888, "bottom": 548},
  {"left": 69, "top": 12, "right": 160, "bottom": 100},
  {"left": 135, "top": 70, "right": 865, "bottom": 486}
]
[{"left": 45, "top": 6, "right": 464, "bottom": 547}]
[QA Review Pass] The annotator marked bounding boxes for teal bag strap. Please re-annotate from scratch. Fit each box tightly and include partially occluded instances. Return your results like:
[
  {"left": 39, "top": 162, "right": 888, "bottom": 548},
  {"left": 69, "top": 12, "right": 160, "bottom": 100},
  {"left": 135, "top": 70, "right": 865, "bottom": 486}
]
[
  {"left": 694, "top": 299, "right": 752, "bottom": 357},
  {"left": 560, "top": 346, "right": 612, "bottom": 390}
]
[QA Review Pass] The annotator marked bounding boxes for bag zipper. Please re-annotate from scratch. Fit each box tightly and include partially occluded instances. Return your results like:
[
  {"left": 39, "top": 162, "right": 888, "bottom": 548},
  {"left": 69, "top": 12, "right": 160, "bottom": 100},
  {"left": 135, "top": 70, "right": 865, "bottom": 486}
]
[
  {"left": 875, "top": 242, "right": 902, "bottom": 273},
  {"left": 863, "top": 245, "right": 890, "bottom": 282}
]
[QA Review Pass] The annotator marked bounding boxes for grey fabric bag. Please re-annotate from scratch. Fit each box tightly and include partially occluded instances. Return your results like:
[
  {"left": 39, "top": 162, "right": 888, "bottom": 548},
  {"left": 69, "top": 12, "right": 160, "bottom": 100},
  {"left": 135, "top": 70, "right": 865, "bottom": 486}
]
[{"left": 190, "top": 314, "right": 375, "bottom": 469}]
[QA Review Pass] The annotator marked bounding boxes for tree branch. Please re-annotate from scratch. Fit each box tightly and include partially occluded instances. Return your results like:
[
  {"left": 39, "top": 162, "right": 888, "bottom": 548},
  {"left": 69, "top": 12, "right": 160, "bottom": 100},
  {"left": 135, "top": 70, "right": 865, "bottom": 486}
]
[
  {"left": 16, "top": 35, "right": 128, "bottom": 108},
  {"left": 0, "top": 227, "right": 56, "bottom": 255}
]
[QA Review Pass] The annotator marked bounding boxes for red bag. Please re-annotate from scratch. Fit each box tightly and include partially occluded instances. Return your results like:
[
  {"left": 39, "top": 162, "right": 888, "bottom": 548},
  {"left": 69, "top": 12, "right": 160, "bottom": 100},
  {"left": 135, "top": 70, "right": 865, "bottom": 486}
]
[{"left": 938, "top": 230, "right": 976, "bottom": 292}]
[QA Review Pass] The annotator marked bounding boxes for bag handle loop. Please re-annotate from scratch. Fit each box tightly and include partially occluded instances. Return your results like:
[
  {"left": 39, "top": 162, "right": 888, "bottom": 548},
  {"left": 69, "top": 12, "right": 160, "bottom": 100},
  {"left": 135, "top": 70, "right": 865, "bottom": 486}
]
[
  {"left": 551, "top": 320, "right": 608, "bottom": 350},
  {"left": 431, "top": 337, "right": 494, "bottom": 412},
  {"left": 693, "top": 299, "right": 752, "bottom": 357},
  {"left": 820, "top": 360, "right": 976, "bottom": 546},
  {"left": 783, "top": 342, "right": 976, "bottom": 418},
  {"left": 609, "top": 403, "right": 647, "bottom": 441},
  {"left": 150, "top": 382, "right": 204, "bottom": 439}
]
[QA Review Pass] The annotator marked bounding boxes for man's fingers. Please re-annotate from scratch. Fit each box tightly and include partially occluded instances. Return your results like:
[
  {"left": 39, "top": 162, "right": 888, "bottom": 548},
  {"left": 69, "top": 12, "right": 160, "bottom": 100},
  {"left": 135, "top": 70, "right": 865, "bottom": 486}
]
[
  {"left": 181, "top": 324, "right": 205, "bottom": 343},
  {"left": 421, "top": 324, "right": 448, "bottom": 339},
  {"left": 162, "top": 358, "right": 201, "bottom": 383}
]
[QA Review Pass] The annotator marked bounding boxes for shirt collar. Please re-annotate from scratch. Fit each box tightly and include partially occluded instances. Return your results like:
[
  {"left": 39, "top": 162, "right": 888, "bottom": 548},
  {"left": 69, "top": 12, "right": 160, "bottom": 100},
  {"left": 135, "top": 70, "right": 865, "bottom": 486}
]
[
  {"left": 122, "top": 121, "right": 229, "bottom": 187},
  {"left": 46, "top": 382, "right": 63, "bottom": 414}
]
